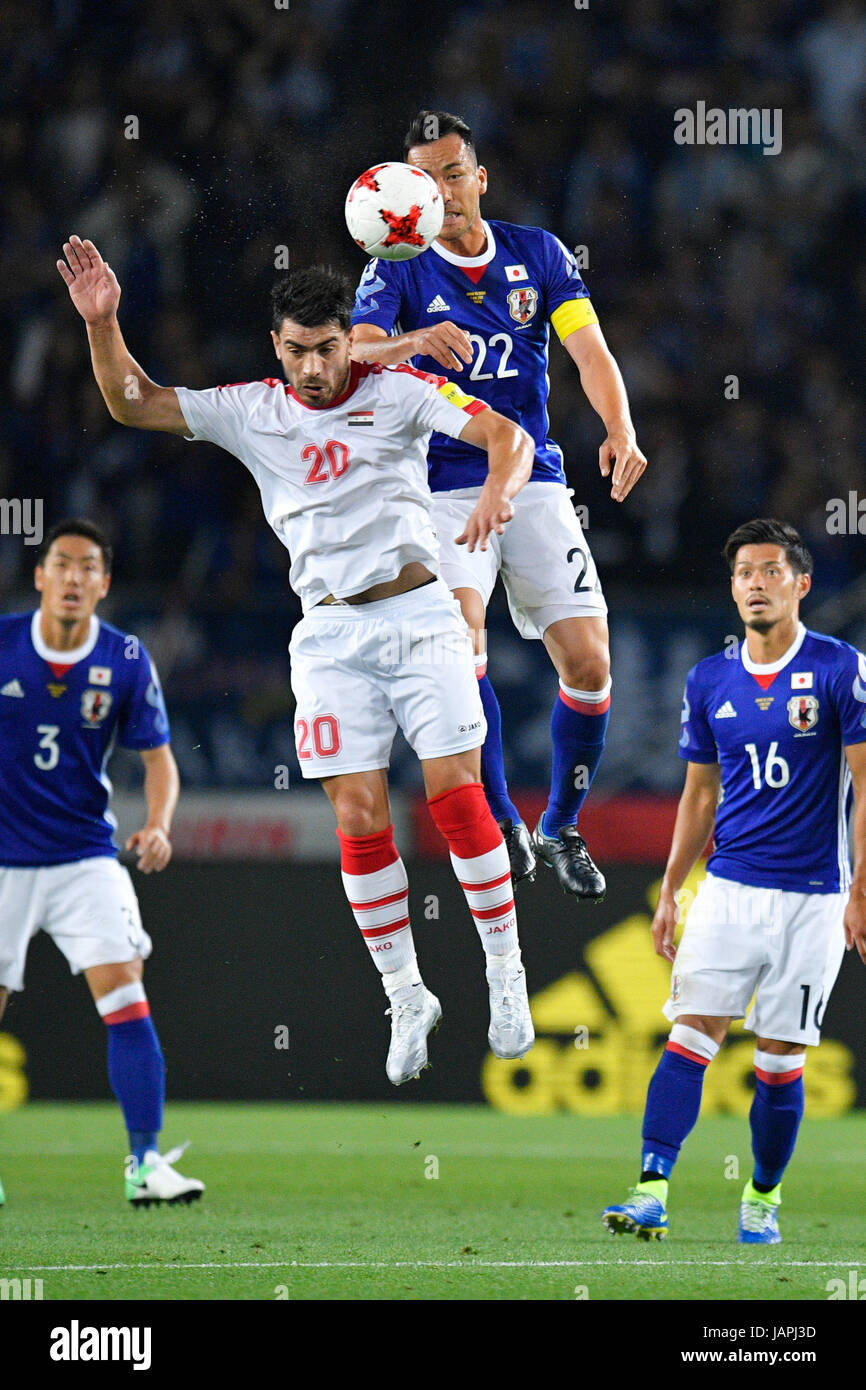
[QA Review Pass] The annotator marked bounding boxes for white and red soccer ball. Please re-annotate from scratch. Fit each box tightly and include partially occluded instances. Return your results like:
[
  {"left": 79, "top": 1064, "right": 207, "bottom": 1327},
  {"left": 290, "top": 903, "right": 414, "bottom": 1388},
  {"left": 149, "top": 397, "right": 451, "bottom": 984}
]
[{"left": 345, "top": 162, "right": 444, "bottom": 261}]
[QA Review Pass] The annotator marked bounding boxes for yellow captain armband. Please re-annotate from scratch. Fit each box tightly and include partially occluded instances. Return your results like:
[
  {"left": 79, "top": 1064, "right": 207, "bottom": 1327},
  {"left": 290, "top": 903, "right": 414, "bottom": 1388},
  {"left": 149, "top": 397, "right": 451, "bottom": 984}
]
[
  {"left": 437, "top": 381, "right": 487, "bottom": 415},
  {"left": 551, "top": 298, "right": 599, "bottom": 343}
]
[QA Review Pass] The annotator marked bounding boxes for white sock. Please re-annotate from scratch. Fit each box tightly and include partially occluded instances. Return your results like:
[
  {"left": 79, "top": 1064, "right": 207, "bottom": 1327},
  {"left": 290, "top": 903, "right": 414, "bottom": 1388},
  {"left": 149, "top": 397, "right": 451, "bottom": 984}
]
[
  {"left": 450, "top": 840, "right": 519, "bottom": 958},
  {"left": 339, "top": 835, "right": 421, "bottom": 989}
]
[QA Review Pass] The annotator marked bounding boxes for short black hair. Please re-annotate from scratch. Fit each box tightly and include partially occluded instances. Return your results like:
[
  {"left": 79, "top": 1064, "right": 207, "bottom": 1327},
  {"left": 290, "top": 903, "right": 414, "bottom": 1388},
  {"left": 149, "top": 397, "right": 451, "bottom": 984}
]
[
  {"left": 271, "top": 266, "right": 353, "bottom": 336},
  {"left": 723, "top": 518, "right": 813, "bottom": 577},
  {"left": 403, "top": 109, "right": 476, "bottom": 164},
  {"left": 36, "top": 518, "right": 113, "bottom": 573}
]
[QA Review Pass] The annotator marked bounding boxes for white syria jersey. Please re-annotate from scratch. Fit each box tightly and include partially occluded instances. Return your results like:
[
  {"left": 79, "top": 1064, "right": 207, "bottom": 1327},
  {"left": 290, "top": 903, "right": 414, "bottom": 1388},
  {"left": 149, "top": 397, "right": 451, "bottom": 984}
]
[{"left": 175, "top": 362, "right": 488, "bottom": 609}]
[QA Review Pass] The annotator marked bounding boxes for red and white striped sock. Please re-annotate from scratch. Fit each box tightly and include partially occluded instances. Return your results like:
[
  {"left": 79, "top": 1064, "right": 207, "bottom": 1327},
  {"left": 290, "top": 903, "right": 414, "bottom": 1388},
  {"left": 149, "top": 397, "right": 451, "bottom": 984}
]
[
  {"left": 337, "top": 826, "right": 421, "bottom": 995},
  {"left": 427, "top": 782, "right": 518, "bottom": 959}
]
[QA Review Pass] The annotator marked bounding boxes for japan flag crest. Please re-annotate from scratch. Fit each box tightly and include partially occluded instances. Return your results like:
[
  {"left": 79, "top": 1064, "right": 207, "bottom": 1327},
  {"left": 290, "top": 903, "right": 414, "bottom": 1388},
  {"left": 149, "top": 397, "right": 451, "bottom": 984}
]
[
  {"left": 81, "top": 688, "right": 113, "bottom": 725},
  {"left": 787, "top": 694, "right": 818, "bottom": 732},
  {"left": 507, "top": 286, "right": 538, "bottom": 324}
]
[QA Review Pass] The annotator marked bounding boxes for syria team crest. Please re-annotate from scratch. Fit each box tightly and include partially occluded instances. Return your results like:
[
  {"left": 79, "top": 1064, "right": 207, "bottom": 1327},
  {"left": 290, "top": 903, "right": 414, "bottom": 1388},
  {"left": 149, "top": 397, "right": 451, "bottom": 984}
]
[
  {"left": 81, "top": 688, "right": 113, "bottom": 725},
  {"left": 507, "top": 286, "right": 538, "bottom": 324},
  {"left": 787, "top": 694, "right": 819, "bottom": 732}
]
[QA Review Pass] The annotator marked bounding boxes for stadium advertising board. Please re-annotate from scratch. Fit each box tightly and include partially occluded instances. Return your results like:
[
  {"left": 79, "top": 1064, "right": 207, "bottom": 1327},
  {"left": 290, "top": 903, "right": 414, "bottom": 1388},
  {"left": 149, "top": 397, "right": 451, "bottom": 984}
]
[{"left": 3, "top": 863, "right": 861, "bottom": 1113}]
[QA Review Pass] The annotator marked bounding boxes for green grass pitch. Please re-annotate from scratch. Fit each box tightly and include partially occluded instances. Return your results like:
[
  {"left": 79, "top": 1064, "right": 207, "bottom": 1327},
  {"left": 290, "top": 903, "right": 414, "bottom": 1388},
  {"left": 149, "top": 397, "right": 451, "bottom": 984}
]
[{"left": 2, "top": 1103, "right": 865, "bottom": 1301}]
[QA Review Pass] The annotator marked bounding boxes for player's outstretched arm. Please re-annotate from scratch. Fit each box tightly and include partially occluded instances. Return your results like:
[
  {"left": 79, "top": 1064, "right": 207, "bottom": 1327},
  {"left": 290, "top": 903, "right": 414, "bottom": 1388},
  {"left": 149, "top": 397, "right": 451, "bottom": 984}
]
[
  {"left": 57, "top": 236, "right": 188, "bottom": 435},
  {"left": 126, "top": 744, "right": 180, "bottom": 873},
  {"left": 844, "top": 742, "right": 866, "bottom": 963},
  {"left": 454, "top": 410, "right": 534, "bottom": 553},
  {"left": 651, "top": 760, "right": 720, "bottom": 962},
  {"left": 563, "top": 322, "right": 647, "bottom": 503},
  {"left": 351, "top": 321, "right": 474, "bottom": 373}
]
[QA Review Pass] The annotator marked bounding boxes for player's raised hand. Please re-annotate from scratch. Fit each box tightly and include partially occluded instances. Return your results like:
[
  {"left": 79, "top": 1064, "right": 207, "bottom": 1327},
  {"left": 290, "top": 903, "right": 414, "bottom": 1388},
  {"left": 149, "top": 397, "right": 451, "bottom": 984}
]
[
  {"left": 412, "top": 320, "right": 474, "bottom": 372},
  {"left": 57, "top": 236, "right": 121, "bottom": 324},
  {"left": 455, "top": 488, "right": 514, "bottom": 553},
  {"left": 126, "top": 825, "right": 172, "bottom": 874},
  {"left": 651, "top": 883, "right": 679, "bottom": 963},
  {"left": 599, "top": 428, "right": 647, "bottom": 503}
]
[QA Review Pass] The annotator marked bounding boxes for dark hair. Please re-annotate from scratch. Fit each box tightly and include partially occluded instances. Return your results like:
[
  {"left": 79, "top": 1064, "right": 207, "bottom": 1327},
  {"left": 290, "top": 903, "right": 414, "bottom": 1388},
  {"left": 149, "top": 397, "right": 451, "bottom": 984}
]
[
  {"left": 271, "top": 266, "right": 353, "bottom": 335},
  {"left": 36, "top": 518, "right": 113, "bottom": 573},
  {"left": 723, "top": 518, "right": 813, "bottom": 577},
  {"left": 403, "top": 109, "right": 476, "bottom": 164}
]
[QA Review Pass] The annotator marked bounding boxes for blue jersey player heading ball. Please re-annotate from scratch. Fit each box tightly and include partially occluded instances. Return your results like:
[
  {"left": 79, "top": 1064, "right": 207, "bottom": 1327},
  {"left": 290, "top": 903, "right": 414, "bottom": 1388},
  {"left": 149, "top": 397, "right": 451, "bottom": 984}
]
[
  {"left": 602, "top": 519, "right": 866, "bottom": 1245},
  {"left": 352, "top": 110, "right": 648, "bottom": 903},
  {"left": 0, "top": 519, "right": 203, "bottom": 1208}
]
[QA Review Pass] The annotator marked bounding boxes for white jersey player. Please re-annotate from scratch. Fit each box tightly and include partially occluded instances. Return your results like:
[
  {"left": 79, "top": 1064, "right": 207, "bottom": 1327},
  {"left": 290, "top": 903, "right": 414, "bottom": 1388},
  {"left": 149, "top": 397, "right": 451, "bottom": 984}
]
[{"left": 59, "top": 237, "right": 538, "bottom": 1085}]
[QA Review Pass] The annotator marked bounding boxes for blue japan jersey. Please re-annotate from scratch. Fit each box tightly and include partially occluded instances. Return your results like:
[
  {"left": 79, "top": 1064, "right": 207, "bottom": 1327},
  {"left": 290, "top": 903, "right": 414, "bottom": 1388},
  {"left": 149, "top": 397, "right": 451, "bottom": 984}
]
[
  {"left": 351, "top": 219, "right": 598, "bottom": 492},
  {"left": 0, "top": 612, "right": 170, "bottom": 867},
  {"left": 679, "top": 625, "right": 866, "bottom": 893}
]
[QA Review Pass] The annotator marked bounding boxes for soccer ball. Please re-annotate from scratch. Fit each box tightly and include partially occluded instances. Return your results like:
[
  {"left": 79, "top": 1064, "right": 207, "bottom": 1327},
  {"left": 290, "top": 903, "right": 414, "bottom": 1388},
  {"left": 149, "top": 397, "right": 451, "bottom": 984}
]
[{"left": 345, "top": 162, "right": 444, "bottom": 261}]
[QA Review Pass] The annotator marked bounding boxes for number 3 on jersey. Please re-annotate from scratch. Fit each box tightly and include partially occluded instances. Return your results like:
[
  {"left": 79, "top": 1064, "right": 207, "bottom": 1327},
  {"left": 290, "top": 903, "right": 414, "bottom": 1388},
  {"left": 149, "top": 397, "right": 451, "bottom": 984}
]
[{"left": 34, "top": 724, "right": 61, "bottom": 771}]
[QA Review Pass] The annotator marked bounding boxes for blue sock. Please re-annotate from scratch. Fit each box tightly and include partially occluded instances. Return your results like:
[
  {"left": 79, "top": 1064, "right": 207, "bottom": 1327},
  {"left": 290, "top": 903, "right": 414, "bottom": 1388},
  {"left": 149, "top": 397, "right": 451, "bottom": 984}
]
[
  {"left": 477, "top": 673, "right": 521, "bottom": 825},
  {"left": 750, "top": 1065, "right": 805, "bottom": 1189},
  {"left": 641, "top": 1043, "right": 711, "bottom": 1180},
  {"left": 105, "top": 1016, "right": 165, "bottom": 1164},
  {"left": 542, "top": 683, "right": 610, "bottom": 838}
]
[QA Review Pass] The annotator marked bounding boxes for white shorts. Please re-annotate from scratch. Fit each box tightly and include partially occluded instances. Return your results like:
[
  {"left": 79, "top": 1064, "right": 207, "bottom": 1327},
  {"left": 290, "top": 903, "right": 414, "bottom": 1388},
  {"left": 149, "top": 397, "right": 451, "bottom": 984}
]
[
  {"left": 290, "top": 577, "right": 486, "bottom": 778},
  {"left": 0, "top": 856, "right": 152, "bottom": 994},
  {"left": 430, "top": 481, "right": 608, "bottom": 639},
  {"left": 663, "top": 873, "right": 848, "bottom": 1045}
]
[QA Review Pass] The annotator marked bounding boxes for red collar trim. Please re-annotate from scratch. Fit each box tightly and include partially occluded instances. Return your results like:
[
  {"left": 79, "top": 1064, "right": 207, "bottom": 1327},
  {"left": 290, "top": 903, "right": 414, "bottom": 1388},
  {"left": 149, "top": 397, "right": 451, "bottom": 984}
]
[{"left": 284, "top": 360, "right": 371, "bottom": 410}]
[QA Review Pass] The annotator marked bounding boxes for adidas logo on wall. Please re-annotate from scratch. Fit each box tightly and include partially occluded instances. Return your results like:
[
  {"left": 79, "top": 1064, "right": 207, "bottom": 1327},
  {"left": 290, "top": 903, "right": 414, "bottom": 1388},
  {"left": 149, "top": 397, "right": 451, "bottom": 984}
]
[
  {"left": 426, "top": 295, "right": 451, "bottom": 313},
  {"left": 480, "top": 869, "right": 855, "bottom": 1117}
]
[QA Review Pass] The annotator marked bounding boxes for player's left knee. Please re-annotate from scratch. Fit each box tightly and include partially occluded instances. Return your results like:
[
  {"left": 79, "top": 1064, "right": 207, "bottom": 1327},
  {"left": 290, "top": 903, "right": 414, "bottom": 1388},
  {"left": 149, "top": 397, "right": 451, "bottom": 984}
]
[
  {"left": 428, "top": 781, "right": 498, "bottom": 841},
  {"left": 756, "top": 1038, "right": 806, "bottom": 1056},
  {"left": 85, "top": 959, "right": 144, "bottom": 1003},
  {"left": 560, "top": 649, "right": 610, "bottom": 693}
]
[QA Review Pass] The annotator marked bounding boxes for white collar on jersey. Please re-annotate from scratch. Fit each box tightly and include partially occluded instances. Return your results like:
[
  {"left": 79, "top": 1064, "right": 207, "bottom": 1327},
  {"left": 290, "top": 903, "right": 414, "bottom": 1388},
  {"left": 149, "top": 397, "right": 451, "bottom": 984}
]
[
  {"left": 430, "top": 219, "right": 497, "bottom": 269},
  {"left": 740, "top": 620, "right": 806, "bottom": 675},
  {"left": 31, "top": 610, "right": 99, "bottom": 664}
]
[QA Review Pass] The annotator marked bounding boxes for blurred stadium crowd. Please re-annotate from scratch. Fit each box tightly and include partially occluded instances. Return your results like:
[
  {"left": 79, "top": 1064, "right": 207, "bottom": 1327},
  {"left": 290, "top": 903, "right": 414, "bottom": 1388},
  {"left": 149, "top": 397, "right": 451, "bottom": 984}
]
[{"left": 1, "top": 0, "right": 864, "bottom": 790}]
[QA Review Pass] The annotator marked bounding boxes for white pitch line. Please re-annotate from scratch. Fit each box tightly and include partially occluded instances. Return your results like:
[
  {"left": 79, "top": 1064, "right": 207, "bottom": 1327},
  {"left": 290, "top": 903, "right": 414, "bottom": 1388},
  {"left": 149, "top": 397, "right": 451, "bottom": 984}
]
[
  {"left": 0, "top": 1145, "right": 618, "bottom": 1159},
  {"left": 10, "top": 1258, "right": 866, "bottom": 1272},
  {"left": 1, "top": 1142, "right": 859, "bottom": 1161}
]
